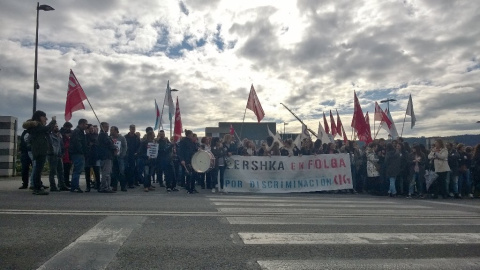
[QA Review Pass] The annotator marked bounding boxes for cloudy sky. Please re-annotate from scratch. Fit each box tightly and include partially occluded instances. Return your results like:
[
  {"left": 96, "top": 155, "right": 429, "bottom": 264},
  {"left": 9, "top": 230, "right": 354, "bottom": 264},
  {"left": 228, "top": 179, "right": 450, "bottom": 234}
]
[{"left": 1, "top": 0, "right": 479, "bottom": 139}]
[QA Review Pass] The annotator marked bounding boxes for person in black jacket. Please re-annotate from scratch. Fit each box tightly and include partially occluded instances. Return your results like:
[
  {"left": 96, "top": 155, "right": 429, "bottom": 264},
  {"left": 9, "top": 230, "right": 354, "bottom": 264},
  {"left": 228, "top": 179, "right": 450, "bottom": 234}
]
[
  {"left": 22, "top": 111, "right": 57, "bottom": 195},
  {"left": 84, "top": 124, "right": 100, "bottom": 191},
  {"left": 97, "top": 122, "right": 117, "bottom": 193},
  {"left": 125, "top": 124, "right": 141, "bottom": 188},
  {"left": 69, "top": 119, "right": 88, "bottom": 193},
  {"left": 385, "top": 143, "right": 401, "bottom": 197},
  {"left": 19, "top": 129, "right": 32, "bottom": 189},
  {"left": 137, "top": 131, "right": 157, "bottom": 192},
  {"left": 178, "top": 129, "right": 198, "bottom": 194}
]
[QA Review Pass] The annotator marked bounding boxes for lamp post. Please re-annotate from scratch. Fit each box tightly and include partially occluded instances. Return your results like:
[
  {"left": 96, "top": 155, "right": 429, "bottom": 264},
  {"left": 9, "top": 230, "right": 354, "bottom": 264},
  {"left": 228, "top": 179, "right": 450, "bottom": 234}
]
[
  {"left": 283, "top": 122, "right": 288, "bottom": 140},
  {"left": 33, "top": 2, "right": 54, "bottom": 114},
  {"left": 380, "top": 98, "right": 397, "bottom": 111},
  {"left": 169, "top": 88, "right": 179, "bottom": 138}
]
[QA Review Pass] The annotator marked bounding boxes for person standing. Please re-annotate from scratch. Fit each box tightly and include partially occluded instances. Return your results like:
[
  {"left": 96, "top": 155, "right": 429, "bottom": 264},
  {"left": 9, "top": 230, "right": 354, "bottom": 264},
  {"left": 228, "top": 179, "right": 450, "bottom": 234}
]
[
  {"left": 98, "top": 122, "right": 117, "bottom": 193},
  {"left": 19, "top": 129, "right": 33, "bottom": 189},
  {"left": 156, "top": 130, "right": 170, "bottom": 188},
  {"left": 110, "top": 126, "right": 128, "bottom": 192},
  {"left": 385, "top": 143, "right": 401, "bottom": 197},
  {"left": 428, "top": 139, "right": 450, "bottom": 199},
  {"left": 210, "top": 137, "right": 227, "bottom": 193},
  {"left": 137, "top": 131, "right": 157, "bottom": 192},
  {"left": 47, "top": 124, "right": 68, "bottom": 191},
  {"left": 84, "top": 124, "right": 100, "bottom": 192},
  {"left": 22, "top": 111, "right": 56, "bottom": 195},
  {"left": 69, "top": 119, "right": 88, "bottom": 193},
  {"left": 178, "top": 129, "right": 198, "bottom": 194},
  {"left": 408, "top": 145, "right": 426, "bottom": 198},
  {"left": 125, "top": 124, "right": 140, "bottom": 188},
  {"left": 60, "top": 122, "right": 73, "bottom": 187},
  {"left": 157, "top": 130, "right": 176, "bottom": 192}
]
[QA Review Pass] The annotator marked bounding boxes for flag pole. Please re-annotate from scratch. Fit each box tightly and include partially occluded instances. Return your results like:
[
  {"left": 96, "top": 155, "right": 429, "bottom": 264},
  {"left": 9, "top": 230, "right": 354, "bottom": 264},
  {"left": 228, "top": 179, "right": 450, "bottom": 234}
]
[
  {"left": 239, "top": 107, "right": 247, "bottom": 140},
  {"left": 84, "top": 96, "right": 101, "bottom": 128},
  {"left": 280, "top": 103, "right": 317, "bottom": 138},
  {"left": 374, "top": 121, "right": 382, "bottom": 139},
  {"left": 400, "top": 110, "right": 407, "bottom": 137}
]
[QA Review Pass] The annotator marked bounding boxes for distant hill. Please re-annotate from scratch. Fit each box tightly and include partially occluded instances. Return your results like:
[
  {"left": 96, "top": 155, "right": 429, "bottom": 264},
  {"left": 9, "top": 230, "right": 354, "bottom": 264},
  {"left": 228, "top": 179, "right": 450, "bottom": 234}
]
[{"left": 403, "top": 134, "right": 480, "bottom": 148}]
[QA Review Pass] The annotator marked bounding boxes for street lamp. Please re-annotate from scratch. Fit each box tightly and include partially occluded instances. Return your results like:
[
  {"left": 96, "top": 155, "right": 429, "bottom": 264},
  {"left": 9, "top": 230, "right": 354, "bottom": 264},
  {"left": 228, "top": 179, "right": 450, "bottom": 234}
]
[
  {"left": 380, "top": 98, "right": 397, "bottom": 111},
  {"left": 33, "top": 2, "right": 55, "bottom": 114},
  {"left": 169, "top": 88, "right": 179, "bottom": 138},
  {"left": 283, "top": 122, "right": 288, "bottom": 140}
]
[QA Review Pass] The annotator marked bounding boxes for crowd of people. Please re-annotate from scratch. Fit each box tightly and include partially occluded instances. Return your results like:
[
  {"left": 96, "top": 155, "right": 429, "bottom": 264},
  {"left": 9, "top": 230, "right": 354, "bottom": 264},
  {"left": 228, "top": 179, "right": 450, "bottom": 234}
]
[{"left": 19, "top": 110, "right": 480, "bottom": 198}]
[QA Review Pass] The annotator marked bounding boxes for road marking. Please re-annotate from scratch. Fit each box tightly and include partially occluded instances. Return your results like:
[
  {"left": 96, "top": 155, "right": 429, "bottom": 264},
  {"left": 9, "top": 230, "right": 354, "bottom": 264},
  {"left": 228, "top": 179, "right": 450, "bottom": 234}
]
[
  {"left": 239, "top": 232, "right": 480, "bottom": 245},
  {"left": 421, "top": 200, "right": 480, "bottom": 210},
  {"left": 226, "top": 216, "right": 480, "bottom": 225},
  {"left": 38, "top": 216, "right": 145, "bottom": 270},
  {"left": 209, "top": 198, "right": 396, "bottom": 204},
  {"left": 217, "top": 208, "right": 470, "bottom": 216},
  {"left": 213, "top": 202, "right": 429, "bottom": 208},
  {"left": 257, "top": 258, "right": 480, "bottom": 269}
]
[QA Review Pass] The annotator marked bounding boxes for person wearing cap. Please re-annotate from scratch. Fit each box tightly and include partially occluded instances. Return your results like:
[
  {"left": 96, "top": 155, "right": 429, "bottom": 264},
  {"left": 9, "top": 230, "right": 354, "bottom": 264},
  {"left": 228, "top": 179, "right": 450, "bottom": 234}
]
[{"left": 22, "top": 110, "right": 57, "bottom": 195}]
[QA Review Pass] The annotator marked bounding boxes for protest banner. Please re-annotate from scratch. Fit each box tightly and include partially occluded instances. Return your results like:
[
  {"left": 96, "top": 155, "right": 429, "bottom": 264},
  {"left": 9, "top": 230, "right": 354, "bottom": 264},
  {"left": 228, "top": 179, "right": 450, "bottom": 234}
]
[{"left": 224, "top": 154, "right": 353, "bottom": 193}]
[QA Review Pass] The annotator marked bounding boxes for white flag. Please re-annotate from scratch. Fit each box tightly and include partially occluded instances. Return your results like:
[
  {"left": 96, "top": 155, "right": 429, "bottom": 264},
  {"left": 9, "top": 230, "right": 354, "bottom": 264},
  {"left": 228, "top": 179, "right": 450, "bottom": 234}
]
[
  {"left": 317, "top": 121, "right": 334, "bottom": 144},
  {"left": 406, "top": 94, "right": 416, "bottom": 128}
]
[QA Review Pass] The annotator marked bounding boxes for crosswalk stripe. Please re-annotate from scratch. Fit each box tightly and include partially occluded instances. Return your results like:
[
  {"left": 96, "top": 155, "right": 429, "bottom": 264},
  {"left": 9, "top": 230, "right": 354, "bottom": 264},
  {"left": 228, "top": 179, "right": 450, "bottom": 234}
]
[
  {"left": 239, "top": 232, "right": 480, "bottom": 245},
  {"left": 38, "top": 216, "right": 145, "bottom": 270},
  {"left": 213, "top": 202, "right": 429, "bottom": 208},
  {"left": 257, "top": 258, "right": 480, "bottom": 270}
]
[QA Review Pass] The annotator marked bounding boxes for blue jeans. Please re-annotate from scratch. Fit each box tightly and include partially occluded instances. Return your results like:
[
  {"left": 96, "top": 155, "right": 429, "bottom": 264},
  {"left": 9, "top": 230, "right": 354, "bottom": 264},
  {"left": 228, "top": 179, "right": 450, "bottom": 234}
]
[
  {"left": 458, "top": 169, "right": 471, "bottom": 195},
  {"left": 446, "top": 171, "right": 459, "bottom": 194},
  {"left": 143, "top": 164, "right": 155, "bottom": 188},
  {"left": 32, "top": 155, "right": 46, "bottom": 190},
  {"left": 409, "top": 172, "right": 424, "bottom": 195},
  {"left": 389, "top": 177, "right": 397, "bottom": 195},
  {"left": 71, "top": 154, "right": 85, "bottom": 190}
]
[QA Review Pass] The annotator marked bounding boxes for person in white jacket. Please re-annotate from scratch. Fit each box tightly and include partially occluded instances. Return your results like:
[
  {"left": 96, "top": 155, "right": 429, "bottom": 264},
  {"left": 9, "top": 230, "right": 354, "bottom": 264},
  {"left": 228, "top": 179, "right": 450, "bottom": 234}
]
[{"left": 428, "top": 139, "right": 450, "bottom": 198}]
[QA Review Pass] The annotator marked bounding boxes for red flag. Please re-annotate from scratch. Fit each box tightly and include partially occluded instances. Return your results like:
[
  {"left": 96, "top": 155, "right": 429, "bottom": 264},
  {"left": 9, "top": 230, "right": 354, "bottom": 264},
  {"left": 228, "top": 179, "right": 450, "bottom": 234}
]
[
  {"left": 229, "top": 124, "right": 234, "bottom": 135},
  {"left": 323, "top": 112, "right": 330, "bottom": 134},
  {"left": 173, "top": 97, "right": 183, "bottom": 142},
  {"left": 374, "top": 102, "right": 392, "bottom": 129},
  {"left": 329, "top": 110, "right": 337, "bottom": 137},
  {"left": 351, "top": 91, "right": 372, "bottom": 144},
  {"left": 246, "top": 84, "right": 265, "bottom": 122},
  {"left": 335, "top": 109, "right": 343, "bottom": 137},
  {"left": 65, "top": 70, "right": 87, "bottom": 121}
]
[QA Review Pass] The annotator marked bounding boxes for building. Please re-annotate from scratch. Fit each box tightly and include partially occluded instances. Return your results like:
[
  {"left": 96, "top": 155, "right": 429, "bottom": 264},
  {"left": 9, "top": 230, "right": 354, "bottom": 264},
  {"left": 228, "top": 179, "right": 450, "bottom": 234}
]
[{"left": 205, "top": 122, "right": 277, "bottom": 146}]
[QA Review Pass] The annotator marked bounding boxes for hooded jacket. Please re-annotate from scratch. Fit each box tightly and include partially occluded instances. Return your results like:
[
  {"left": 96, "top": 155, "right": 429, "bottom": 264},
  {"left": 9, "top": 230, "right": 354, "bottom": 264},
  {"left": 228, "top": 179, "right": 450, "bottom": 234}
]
[{"left": 22, "top": 119, "right": 56, "bottom": 159}]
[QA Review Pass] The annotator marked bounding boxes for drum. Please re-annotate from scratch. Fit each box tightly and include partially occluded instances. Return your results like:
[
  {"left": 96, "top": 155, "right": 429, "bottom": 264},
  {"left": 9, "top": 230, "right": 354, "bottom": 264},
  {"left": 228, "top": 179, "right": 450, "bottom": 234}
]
[{"left": 191, "top": 150, "right": 215, "bottom": 173}]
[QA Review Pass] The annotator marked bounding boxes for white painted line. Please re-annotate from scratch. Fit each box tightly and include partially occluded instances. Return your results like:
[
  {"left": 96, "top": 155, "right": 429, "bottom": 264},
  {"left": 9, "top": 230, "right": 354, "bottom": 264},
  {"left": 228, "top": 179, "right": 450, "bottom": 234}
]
[
  {"left": 217, "top": 208, "right": 469, "bottom": 216},
  {"left": 213, "top": 202, "right": 428, "bottom": 208},
  {"left": 239, "top": 232, "right": 480, "bottom": 245},
  {"left": 226, "top": 217, "right": 480, "bottom": 225},
  {"left": 209, "top": 198, "right": 396, "bottom": 204},
  {"left": 257, "top": 258, "right": 480, "bottom": 270},
  {"left": 421, "top": 200, "right": 480, "bottom": 210},
  {"left": 38, "top": 216, "right": 145, "bottom": 270}
]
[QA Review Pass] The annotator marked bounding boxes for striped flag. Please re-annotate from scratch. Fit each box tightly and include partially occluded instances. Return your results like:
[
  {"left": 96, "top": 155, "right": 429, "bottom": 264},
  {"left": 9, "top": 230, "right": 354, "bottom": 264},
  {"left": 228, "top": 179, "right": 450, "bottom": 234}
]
[{"left": 246, "top": 84, "right": 265, "bottom": 122}]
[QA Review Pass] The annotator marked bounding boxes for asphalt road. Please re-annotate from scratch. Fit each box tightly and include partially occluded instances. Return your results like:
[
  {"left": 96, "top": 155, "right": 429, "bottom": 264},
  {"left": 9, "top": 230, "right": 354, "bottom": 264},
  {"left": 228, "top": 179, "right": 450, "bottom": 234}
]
[{"left": 1, "top": 176, "right": 480, "bottom": 270}]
